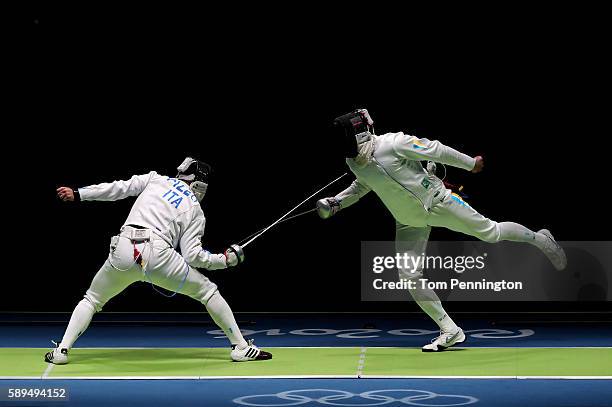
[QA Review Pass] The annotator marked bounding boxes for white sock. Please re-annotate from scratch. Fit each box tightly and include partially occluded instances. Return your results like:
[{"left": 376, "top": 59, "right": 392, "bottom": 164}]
[
  {"left": 59, "top": 299, "right": 96, "bottom": 350},
  {"left": 205, "top": 291, "right": 248, "bottom": 349},
  {"left": 409, "top": 285, "right": 458, "bottom": 332}
]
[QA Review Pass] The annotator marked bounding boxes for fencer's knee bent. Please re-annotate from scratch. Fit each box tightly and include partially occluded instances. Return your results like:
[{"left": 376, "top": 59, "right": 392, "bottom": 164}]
[
  {"left": 200, "top": 288, "right": 219, "bottom": 306},
  {"left": 174, "top": 265, "right": 219, "bottom": 305},
  {"left": 81, "top": 295, "right": 101, "bottom": 313}
]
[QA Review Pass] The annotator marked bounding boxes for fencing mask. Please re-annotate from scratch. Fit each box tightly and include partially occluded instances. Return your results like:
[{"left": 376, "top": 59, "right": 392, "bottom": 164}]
[
  {"left": 177, "top": 157, "right": 211, "bottom": 202},
  {"left": 333, "top": 108, "right": 375, "bottom": 158}
]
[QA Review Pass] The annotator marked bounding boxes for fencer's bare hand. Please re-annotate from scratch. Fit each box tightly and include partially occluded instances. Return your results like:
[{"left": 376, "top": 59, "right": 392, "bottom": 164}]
[
  {"left": 472, "top": 156, "right": 484, "bottom": 173},
  {"left": 57, "top": 187, "right": 75, "bottom": 202}
]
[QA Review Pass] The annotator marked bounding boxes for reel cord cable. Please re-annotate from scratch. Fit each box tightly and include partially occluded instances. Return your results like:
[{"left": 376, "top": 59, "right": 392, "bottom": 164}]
[
  {"left": 240, "top": 173, "right": 347, "bottom": 248},
  {"left": 237, "top": 208, "right": 317, "bottom": 246}
]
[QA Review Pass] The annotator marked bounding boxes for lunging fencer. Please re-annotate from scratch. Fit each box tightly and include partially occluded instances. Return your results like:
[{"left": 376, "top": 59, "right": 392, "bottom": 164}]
[
  {"left": 317, "top": 109, "right": 567, "bottom": 352},
  {"left": 46, "top": 157, "right": 272, "bottom": 364}
]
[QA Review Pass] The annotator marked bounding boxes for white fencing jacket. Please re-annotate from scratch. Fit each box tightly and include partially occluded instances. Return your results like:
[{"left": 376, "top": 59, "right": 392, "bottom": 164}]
[
  {"left": 79, "top": 172, "right": 227, "bottom": 270},
  {"left": 336, "top": 132, "right": 476, "bottom": 227}
]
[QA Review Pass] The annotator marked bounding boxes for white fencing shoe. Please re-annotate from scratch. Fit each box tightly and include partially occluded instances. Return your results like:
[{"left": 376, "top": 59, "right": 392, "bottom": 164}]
[
  {"left": 231, "top": 339, "right": 272, "bottom": 362},
  {"left": 422, "top": 328, "right": 466, "bottom": 352},
  {"left": 537, "top": 229, "right": 567, "bottom": 271},
  {"left": 44, "top": 341, "right": 68, "bottom": 365}
]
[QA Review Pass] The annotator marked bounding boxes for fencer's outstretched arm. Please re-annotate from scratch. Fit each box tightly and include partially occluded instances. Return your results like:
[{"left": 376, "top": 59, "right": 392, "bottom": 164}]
[
  {"left": 179, "top": 210, "right": 230, "bottom": 270},
  {"left": 395, "top": 134, "right": 476, "bottom": 171},
  {"left": 317, "top": 179, "right": 371, "bottom": 219},
  {"left": 77, "top": 172, "right": 157, "bottom": 201},
  {"left": 335, "top": 179, "right": 371, "bottom": 209}
]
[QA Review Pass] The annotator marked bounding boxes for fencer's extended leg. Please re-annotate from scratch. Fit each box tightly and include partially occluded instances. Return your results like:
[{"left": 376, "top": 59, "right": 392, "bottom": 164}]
[
  {"left": 63, "top": 261, "right": 138, "bottom": 346},
  {"left": 495, "top": 222, "right": 565, "bottom": 269},
  {"left": 59, "top": 299, "right": 96, "bottom": 350},
  {"left": 428, "top": 194, "right": 567, "bottom": 270},
  {"left": 395, "top": 223, "right": 465, "bottom": 352},
  {"left": 45, "top": 299, "right": 96, "bottom": 364},
  {"left": 45, "top": 254, "right": 141, "bottom": 364}
]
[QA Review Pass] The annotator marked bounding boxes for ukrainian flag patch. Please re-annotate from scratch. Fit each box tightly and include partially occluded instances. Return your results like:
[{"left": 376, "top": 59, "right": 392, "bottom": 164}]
[
  {"left": 412, "top": 140, "right": 427, "bottom": 150},
  {"left": 450, "top": 193, "right": 469, "bottom": 207}
]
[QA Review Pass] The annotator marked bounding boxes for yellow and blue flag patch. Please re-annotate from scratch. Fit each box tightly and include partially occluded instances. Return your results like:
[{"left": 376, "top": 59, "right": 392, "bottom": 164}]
[{"left": 411, "top": 139, "right": 427, "bottom": 150}]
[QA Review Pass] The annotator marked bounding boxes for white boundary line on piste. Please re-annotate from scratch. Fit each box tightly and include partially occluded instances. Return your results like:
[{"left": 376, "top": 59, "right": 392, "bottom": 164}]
[
  {"left": 41, "top": 363, "right": 54, "bottom": 379},
  {"left": 1, "top": 375, "right": 611, "bottom": 380},
  {"left": 4, "top": 346, "right": 612, "bottom": 349},
  {"left": 356, "top": 347, "right": 367, "bottom": 378}
]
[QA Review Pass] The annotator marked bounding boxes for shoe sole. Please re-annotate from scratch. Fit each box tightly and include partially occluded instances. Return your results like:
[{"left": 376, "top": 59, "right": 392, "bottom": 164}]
[
  {"left": 539, "top": 229, "right": 567, "bottom": 271},
  {"left": 231, "top": 350, "right": 273, "bottom": 362}
]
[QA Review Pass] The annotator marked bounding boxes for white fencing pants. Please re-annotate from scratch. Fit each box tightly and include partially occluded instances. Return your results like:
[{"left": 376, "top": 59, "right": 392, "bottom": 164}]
[
  {"left": 427, "top": 192, "right": 539, "bottom": 244},
  {"left": 396, "top": 191, "right": 542, "bottom": 331},
  {"left": 58, "top": 227, "right": 223, "bottom": 350},
  {"left": 83, "top": 228, "right": 218, "bottom": 312}
]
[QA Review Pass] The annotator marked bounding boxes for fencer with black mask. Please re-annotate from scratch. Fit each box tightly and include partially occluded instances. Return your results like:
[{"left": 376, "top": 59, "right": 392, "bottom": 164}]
[
  {"left": 47, "top": 157, "right": 271, "bottom": 364},
  {"left": 318, "top": 109, "right": 567, "bottom": 352}
]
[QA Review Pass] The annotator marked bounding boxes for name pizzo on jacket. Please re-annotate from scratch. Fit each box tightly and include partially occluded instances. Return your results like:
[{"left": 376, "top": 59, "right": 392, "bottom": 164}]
[{"left": 161, "top": 177, "right": 198, "bottom": 209}]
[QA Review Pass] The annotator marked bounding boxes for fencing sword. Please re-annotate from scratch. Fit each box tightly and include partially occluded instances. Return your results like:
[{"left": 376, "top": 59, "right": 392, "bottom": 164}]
[
  {"left": 239, "top": 173, "right": 348, "bottom": 248},
  {"left": 237, "top": 208, "right": 317, "bottom": 246}
]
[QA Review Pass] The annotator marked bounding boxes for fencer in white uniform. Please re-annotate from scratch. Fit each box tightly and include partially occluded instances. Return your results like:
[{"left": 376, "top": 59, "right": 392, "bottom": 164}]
[
  {"left": 46, "top": 157, "right": 272, "bottom": 364},
  {"left": 317, "top": 109, "right": 567, "bottom": 352}
]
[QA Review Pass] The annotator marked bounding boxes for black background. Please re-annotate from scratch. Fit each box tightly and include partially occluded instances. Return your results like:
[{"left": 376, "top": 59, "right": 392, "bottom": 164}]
[{"left": 7, "top": 6, "right": 609, "bottom": 313}]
